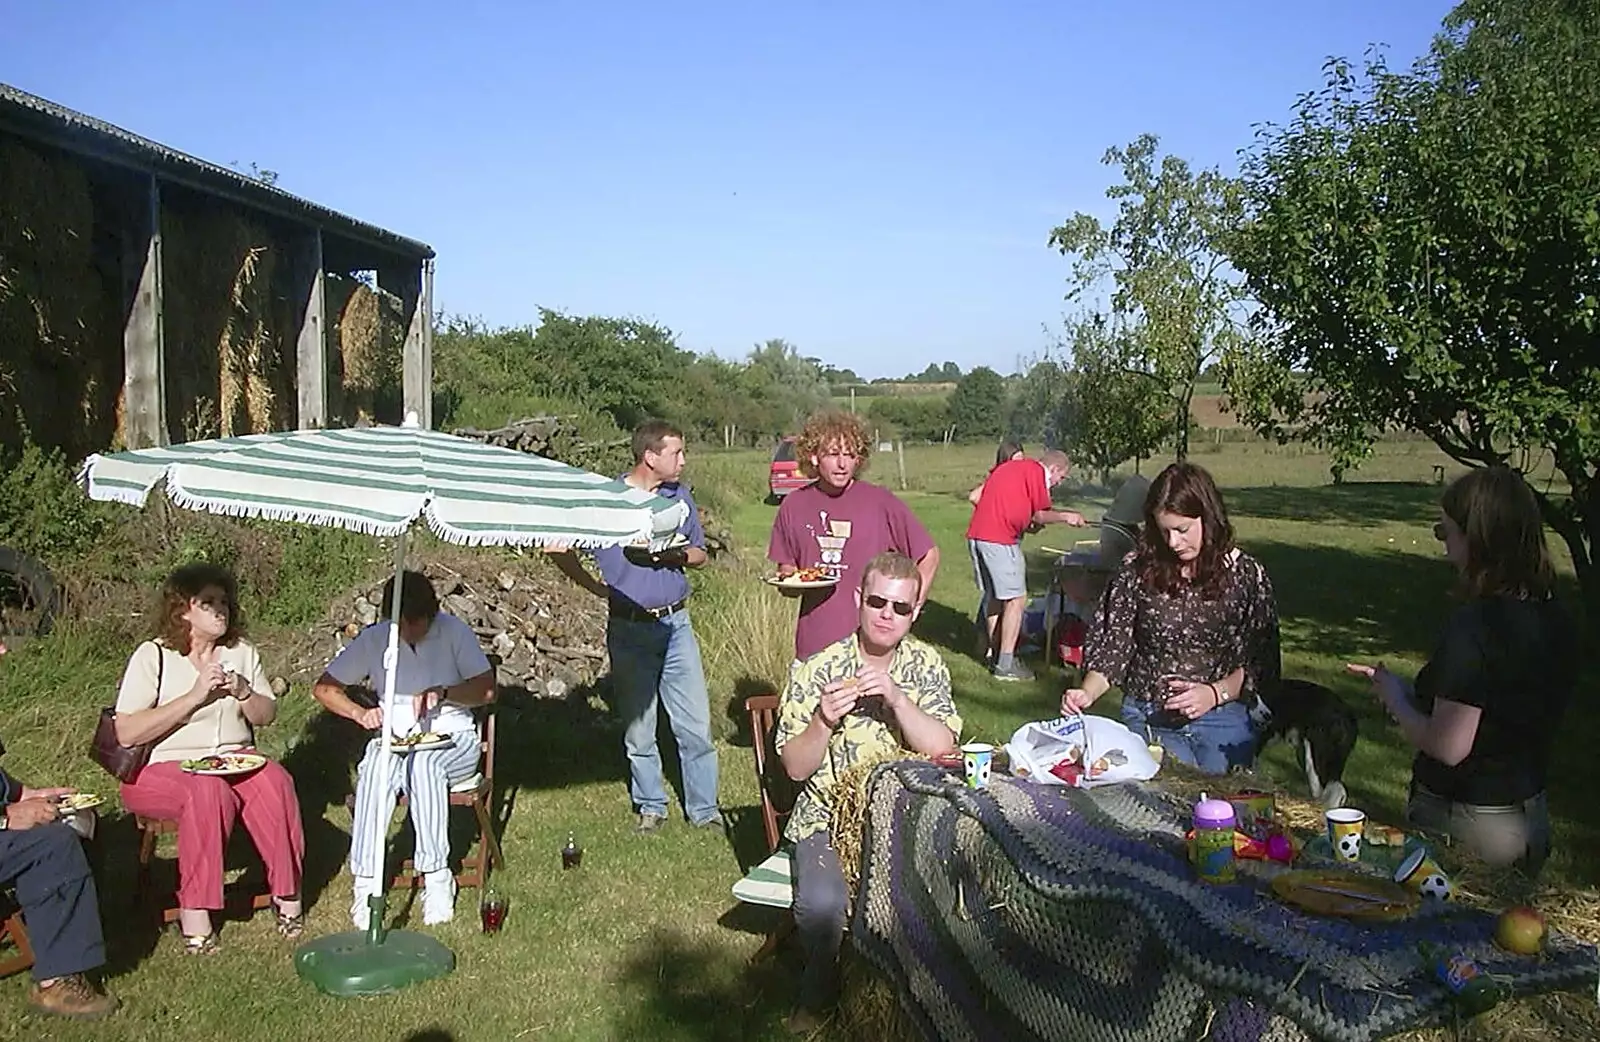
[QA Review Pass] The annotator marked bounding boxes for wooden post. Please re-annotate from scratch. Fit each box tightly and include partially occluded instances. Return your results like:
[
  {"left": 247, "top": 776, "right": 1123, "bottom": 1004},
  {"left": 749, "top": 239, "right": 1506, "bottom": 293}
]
[
  {"left": 896, "top": 439, "right": 908, "bottom": 491},
  {"left": 849, "top": 386, "right": 856, "bottom": 414},
  {"left": 294, "top": 229, "right": 328, "bottom": 429},
  {"left": 380, "top": 258, "right": 434, "bottom": 429},
  {"left": 122, "top": 175, "right": 167, "bottom": 448}
]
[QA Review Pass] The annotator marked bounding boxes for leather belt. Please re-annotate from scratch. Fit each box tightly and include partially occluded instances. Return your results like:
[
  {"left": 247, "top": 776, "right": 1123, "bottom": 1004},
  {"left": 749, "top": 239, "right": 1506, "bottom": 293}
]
[{"left": 609, "top": 598, "right": 688, "bottom": 623}]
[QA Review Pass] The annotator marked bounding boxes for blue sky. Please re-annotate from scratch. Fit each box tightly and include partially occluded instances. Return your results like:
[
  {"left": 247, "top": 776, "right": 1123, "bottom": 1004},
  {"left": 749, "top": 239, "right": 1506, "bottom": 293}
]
[{"left": 3, "top": 1, "right": 1455, "bottom": 378}]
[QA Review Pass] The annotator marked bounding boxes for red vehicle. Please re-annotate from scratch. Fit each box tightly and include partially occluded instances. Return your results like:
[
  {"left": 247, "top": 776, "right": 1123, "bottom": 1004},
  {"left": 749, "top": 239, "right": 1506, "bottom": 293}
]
[{"left": 768, "top": 437, "right": 811, "bottom": 501}]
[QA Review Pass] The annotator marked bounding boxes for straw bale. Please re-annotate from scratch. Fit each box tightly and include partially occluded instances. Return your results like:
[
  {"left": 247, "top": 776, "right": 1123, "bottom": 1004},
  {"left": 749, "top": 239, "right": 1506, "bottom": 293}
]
[
  {"left": 330, "top": 276, "right": 403, "bottom": 426},
  {"left": 0, "top": 136, "right": 119, "bottom": 457},
  {"left": 160, "top": 194, "right": 293, "bottom": 442}
]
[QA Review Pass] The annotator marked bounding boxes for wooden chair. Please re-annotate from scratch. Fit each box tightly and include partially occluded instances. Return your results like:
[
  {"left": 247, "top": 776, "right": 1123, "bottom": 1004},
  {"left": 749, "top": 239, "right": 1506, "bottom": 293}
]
[
  {"left": 0, "top": 892, "right": 33, "bottom": 980},
  {"left": 730, "top": 693, "right": 799, "bottom": 962},
  {"left": 135, "top": 816, "right": 274, "bottom": 925},
  {"left": 388, "top": 706, "right": 504, "bottom": 891}
]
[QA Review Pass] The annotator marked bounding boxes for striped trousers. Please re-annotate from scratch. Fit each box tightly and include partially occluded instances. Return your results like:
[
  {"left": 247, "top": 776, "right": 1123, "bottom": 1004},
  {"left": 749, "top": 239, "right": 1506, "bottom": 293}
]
[{"left": 348, "top": 730, "right": 479, "bottom": 878}]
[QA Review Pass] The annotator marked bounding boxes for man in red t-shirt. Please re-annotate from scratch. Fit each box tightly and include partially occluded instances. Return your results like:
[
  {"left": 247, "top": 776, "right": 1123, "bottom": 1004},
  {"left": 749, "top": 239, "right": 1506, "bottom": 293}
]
[
  {"left": 967, "top": 449, "right": 1084, "bottom": 681},
  {"left": 769, "top": 412, "right": 939, "bottom": 662}
]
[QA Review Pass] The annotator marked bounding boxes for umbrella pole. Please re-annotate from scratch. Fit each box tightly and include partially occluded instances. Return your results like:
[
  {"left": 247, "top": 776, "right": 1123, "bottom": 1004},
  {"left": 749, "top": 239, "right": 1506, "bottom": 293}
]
[
  {"left": 365, "top": 531, "right": 410, "bottom": 941},
  {"left": 294, "top": 531, "right": 455, "bottom": 995}
]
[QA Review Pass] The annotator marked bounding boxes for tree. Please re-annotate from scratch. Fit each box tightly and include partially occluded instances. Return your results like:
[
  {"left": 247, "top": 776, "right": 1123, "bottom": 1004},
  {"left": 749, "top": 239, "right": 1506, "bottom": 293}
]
[
  {"left": 946, "top": 367, "right": 1005, "bottom": 442},
  {"left": 1049, "top": 134, "right": 1249, "bottom": 458},
  {"left": 1228, "top": 0, "right": 1600, "bottom": 617},
  {"left": 868, "top": 396, "right": 949, "bottom": 443},
  {"left": 1004, "top": 358, "right": 1073, "bottom": 446},
  {"left": 1057, "top": 315, "right": 1171, "bottom": 484}
]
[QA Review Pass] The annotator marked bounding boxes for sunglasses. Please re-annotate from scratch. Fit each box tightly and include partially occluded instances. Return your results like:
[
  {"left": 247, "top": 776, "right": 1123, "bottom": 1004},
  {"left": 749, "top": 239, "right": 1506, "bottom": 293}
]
[{"left": 864, "top": 594, "right": 915, "bottom": 617}]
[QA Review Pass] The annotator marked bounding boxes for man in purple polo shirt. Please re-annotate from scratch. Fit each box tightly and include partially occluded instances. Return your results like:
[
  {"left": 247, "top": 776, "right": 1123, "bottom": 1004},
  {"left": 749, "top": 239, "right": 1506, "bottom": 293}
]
[{"left": 551, "top": 421, "right": 720, "bottom": 834}]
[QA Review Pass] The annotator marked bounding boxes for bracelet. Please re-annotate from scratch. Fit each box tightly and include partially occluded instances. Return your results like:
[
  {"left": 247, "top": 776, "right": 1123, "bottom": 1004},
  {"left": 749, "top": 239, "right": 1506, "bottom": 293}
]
[{"left": 1208, "top": 682, "right": 1222, "bottom": 707}]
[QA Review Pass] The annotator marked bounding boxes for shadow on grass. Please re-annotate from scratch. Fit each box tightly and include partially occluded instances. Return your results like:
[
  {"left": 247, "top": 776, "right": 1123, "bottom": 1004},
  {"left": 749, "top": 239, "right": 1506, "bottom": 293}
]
[
  {"left": 1228, "top": 481, "right": 1442, "bottom": 529},
  {"left": 611, "top": 926, "right": 796, "bottom": 1042}
]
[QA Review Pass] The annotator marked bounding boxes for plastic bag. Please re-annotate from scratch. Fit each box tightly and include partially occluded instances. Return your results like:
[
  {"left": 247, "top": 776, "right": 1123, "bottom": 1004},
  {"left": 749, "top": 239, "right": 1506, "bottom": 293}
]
[{"left": 1004, "top": 714, "right": 1160, "bottom": 788}]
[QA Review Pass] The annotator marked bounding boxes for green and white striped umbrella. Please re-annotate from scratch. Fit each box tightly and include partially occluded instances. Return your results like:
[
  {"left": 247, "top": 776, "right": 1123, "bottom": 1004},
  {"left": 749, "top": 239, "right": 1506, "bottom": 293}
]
[{"left": 79, "top": 416, "right": 687, "bottom": 548}]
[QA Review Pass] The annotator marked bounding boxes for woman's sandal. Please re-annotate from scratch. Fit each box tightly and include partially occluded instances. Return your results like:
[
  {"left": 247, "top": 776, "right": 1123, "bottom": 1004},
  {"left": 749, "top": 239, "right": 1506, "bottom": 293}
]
[
  {"left": 182, "top": 933, "right": 220, "bottom": 956},
  {"left": 275, "top": 910, "right": 306, "bottom": 940}
]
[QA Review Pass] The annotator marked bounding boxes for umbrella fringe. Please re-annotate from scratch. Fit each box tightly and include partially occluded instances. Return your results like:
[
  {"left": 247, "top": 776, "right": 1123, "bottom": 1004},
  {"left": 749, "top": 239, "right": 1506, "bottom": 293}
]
[{"left": 166, "top": 481, "right": 413, "bottom": 537}]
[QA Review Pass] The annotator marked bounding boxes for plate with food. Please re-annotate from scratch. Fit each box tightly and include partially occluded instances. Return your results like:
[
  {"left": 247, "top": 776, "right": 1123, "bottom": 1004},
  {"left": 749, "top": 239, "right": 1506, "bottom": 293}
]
[
  {"left": 1270, "top": 869, "right": 1419, "bottom": 923},
  {"left": 55, "top": 793, "right": 105, "bottom": 814},
  {"left": 624, "top": 534, "right": 691, "bottom": 564},
  {"left": 388, "top": 732, "right": 453, "bottom": 753},
  {"left": 181, "top": 753, "right": 268, "bottom": 777},
  {"left": 764, "top": 567, "right": 840, "bottom": 590}
]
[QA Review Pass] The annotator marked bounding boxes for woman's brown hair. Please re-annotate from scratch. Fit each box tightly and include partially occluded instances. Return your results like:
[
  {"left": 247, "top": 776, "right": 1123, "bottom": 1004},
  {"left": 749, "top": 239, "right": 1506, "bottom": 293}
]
[
  {"left": 795, "top": 411, "right": 872, "bottom": 480},
  {"left": 1135, "top": 461, "right": 1236, "bottom": 598},
  {"left": 157, "top": 562, "right": 244, "bottom": 654},
  {"left": 1441, "top": 466, "right": 1555, "bottom": 600}
]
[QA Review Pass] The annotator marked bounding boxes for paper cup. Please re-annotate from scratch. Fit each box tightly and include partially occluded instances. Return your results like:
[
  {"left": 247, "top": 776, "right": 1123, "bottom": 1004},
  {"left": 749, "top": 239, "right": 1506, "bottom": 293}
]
[
  {"left": 961, "top": 743, "right": 995, "bottom": 790},
  {"left": 1325, "top": 807, "right": 1367, "bottom": 863},
  {"left": 1394, "top": 846, "right": 1453, "bottom": 901}
]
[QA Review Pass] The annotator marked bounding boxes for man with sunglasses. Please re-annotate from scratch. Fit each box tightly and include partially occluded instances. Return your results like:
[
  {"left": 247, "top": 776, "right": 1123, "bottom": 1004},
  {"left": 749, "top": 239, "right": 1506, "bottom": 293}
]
[{"left": 775, "top": 552, "right": 962, "bottom": 1032}]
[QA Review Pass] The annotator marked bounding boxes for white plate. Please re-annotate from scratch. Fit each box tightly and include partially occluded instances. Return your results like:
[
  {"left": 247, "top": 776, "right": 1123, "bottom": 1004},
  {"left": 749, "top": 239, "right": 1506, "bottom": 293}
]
[
  {"left": 764, "top": 575, "right": 840, "bottom": 590},
  {"left": 181, "top": 753, "right": 267, "bottom": 776},
  {"left": 56, "top": 793, "right": 105, "bottom": 813},
  {"left": 388, "top": 733, "right": 453, "bottom": 754}
]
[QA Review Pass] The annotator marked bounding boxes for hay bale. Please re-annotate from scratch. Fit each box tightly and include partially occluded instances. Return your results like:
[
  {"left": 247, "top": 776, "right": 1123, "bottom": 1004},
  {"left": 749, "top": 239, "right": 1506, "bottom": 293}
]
[
  {"left": 0, "top": 136, "right": 118, "bottom": 457},
  {"left": 160, "top": 193, "right": 292, "bottom": 442},
  {"left": 331, "top": 277, "right": 402, "bottom": 426}
]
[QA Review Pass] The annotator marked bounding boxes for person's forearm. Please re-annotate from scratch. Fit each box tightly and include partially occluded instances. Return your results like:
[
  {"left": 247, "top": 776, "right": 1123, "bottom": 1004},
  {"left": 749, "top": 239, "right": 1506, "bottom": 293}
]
[
  {"left": 1213, "top": 668, "right": 1245, "bottom": 704},
  {"left": 892, "top": 699, "right": 958, "bottom": 757},
  {"left": 916, "top": 547, "right": 940, "bottom": 601},
  {"left": 1034, "top": 509, "right": 1078, "bottom": 525},
  {"left": 552, "top": 551, "right": 610, "bottom": 599},
  {"left": 443, "top": 671, "right": 496, "bottom": 707},
  {"left": 114, "top": 691, "right": 206, "bottom": 747},
  {"left": 779, "top": 713, "right": 833, "bottom": 782},
  {"left": 240, "top": 690, "right": 276, "bottom": 726},
  {"left": 312, "top": 677, "right": 368, "bottom": 723},
  {"left": 1079, "top": 670, "right": 1112, "bottom": 702},
  {"left": 681, "top": 547, "right": 708, "bottom": 568}
]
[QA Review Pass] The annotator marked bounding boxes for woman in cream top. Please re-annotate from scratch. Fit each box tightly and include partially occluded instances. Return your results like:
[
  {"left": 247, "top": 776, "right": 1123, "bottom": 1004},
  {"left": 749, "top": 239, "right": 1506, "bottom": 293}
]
[{"left": 113, "top": 563, "right": 305, "bottom": 953}]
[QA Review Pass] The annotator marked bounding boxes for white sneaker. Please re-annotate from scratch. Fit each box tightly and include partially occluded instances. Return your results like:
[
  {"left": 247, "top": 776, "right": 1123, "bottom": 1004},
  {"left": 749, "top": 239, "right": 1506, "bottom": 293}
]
[
  {"left": 350, "top": 875, "right": 380, "bottom": 930},
  {"left": 421, "top": 869, "right": 456, "bottom": 925}
]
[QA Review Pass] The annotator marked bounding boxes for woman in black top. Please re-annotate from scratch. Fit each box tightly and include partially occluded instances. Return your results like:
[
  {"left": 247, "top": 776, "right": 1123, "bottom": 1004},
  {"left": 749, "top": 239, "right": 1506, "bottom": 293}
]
[{"left": 1348, "top": 466, "right": 1576, "bottom": 874}]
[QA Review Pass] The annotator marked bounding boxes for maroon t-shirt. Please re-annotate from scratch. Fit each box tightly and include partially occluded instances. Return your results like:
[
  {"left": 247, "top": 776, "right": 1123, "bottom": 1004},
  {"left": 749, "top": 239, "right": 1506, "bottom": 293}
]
[{"left": 767, "top": 480, "right": 936, "bottom": 660}]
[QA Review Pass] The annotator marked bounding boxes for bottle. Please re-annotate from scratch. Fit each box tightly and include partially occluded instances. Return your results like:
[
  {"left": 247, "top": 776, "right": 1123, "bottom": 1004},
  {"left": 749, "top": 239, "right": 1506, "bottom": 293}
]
[
  {"left": 1417, "top": 942, "right": 1504, "bottom": 1017},
  {"left": 1192, "top": 797, "right": 1237, "bottom": 884},
  {"left": 561, "top": 833, "right": 583, "bottom": 870}
]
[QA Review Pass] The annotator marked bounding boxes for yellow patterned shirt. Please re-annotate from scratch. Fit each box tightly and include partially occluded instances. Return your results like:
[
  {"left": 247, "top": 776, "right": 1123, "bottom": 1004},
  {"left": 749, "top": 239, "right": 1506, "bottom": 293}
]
[{"left": 775, "top": 634, "right": 962, "bottom": 843}]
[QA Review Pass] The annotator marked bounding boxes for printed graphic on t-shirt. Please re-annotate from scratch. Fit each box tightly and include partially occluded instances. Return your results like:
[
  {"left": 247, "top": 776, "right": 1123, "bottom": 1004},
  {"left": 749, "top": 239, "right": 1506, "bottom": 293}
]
[{"left": 812, "top": 517, "right": 852, "bottom": 577}]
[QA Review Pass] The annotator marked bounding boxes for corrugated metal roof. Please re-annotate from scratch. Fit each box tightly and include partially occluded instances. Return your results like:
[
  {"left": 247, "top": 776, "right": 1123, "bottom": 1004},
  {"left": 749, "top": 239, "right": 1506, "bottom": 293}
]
[{"left": 0, "top": 81, "right": 434, "bottom": 261}]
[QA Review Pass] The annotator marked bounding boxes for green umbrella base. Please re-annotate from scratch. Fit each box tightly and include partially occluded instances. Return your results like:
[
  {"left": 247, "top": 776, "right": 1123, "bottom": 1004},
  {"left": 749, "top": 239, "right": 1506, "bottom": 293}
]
[{"left": 295, "top": 929, "right": 455, "bottom": 997}]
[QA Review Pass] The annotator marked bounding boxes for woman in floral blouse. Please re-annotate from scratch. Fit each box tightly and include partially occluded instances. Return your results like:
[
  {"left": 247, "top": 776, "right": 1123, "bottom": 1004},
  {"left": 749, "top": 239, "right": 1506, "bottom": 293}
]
[{"left": 1062, "top": 462, "right": 1279, "bottom": 774}]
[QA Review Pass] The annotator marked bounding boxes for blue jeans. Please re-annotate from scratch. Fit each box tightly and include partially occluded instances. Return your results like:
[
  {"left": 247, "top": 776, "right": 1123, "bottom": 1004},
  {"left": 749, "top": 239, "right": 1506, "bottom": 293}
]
[
  {"left": 1120, "top": 698, "right": 1256, "bottom": 775},
  {"left": 607, "top": 610, "right": 720, "bottom": 823}
]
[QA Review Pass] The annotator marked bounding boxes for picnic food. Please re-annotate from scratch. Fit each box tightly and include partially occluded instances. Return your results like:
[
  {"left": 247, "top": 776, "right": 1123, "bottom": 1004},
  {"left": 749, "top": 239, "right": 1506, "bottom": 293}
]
[
  {"left": 779, "top": 566, "right": 833, "bottom": 583},
  {"left": 1365, "top": 824, "right": 1407, "bottom": 846},
  {"left": 180, "top": 753, "right": 265, "bottom": 773},
  {"left": 56, "top": 793, "right": 104, "bottom": 813},
  {"left": 390, "top": 732, "right": 449, "bottom": 748}
]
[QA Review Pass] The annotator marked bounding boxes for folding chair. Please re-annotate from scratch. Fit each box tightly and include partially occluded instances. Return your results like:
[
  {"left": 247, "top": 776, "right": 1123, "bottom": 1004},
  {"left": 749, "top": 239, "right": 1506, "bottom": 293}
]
[
  {"left": 730, "top": 692, "right": 799, "bottom": 962},
  {"left": 135, "top": 816, "right": 274, "bottom": 925},
  {"left": 0, "top": 892, "right": 33, "bottom": 979},
  {"left": 389, "top": 706, "right": 504, "bottom": 891}
]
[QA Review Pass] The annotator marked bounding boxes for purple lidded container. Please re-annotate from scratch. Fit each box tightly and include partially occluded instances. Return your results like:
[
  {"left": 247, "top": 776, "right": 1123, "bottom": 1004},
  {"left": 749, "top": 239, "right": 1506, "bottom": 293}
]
[{"left": 1194, "top": 799, "right": 1236, "bottom": 829}]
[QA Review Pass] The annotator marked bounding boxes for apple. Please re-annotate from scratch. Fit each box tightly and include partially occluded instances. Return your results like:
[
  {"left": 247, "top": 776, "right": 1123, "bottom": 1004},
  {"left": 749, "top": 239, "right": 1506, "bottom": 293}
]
[{"left": 1494, "top": 905, "right": 1547, "bottom": 955}]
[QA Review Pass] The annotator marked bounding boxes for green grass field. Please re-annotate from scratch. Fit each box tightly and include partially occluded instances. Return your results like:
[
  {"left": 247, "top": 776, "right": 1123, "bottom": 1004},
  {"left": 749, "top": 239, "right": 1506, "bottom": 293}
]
[{"left": 2, "top": 440, "right": 1595, "bottom": 1042}]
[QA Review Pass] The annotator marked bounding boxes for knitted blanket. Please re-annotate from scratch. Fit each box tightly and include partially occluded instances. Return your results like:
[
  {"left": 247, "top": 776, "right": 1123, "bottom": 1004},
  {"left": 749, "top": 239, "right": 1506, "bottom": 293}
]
[{"left": 848, "top": 761, "right": 1596, "bottom": 1042}]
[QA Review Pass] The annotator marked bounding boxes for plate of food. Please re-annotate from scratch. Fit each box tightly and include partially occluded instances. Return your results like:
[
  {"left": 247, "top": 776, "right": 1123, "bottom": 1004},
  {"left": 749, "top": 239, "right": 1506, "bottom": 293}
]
[
  {"left": 624, "top": 534, "right": 691, "bottom": 564},
  {"left": 181, "top": 753, "right": 268, "bottom": 777},
  {"left": 55, "top": 793, "right": 104, "bottom": 814},
  {"left": 1270, "top": 869, "right": 1420, "bottom": 923},
  {"left": 388, "top": 732, "right": 453, "bottom": 753},
  {"left": 765, "top": 567, "right": 840, "bottom": 590}
]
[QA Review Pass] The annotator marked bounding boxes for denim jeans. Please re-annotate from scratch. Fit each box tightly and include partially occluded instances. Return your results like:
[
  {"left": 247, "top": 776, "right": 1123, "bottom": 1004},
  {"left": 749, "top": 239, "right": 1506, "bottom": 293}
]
[
  {"left": 1120, "top": 697, "right": 1256, "bottom": 775},
  {"left": 607, "top": 610, "right": 720, "bottom": 823},
  {"left": 792, "top": 831, "right": 849, "bottom": 1012}
]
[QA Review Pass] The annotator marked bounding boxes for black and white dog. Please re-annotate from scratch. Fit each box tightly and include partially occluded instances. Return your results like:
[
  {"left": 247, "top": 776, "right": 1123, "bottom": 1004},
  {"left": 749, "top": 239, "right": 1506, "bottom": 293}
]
[{"left": 1250, "top": 679, "right": 1360, "bottom": 809}]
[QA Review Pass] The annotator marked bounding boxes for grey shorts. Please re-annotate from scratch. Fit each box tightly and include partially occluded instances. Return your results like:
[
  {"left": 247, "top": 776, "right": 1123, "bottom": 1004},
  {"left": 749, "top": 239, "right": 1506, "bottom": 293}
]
[{"left": 969, "top": 539, "right": 1026, "bottom": 602}]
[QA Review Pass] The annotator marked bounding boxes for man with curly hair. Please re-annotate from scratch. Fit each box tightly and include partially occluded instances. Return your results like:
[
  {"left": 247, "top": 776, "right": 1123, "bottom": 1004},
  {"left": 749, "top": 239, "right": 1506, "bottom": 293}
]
[{"left": 768, "top": 412, "right": 939, "bottom": 661}]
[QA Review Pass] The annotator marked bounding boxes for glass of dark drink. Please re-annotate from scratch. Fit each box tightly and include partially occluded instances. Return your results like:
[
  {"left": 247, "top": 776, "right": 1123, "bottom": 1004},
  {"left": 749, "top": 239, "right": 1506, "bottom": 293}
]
[
  {"left": 561, "top": 833, "right": 583, "bottom": 870},
  {"left": 479, "top": 887, "right": 508, "bottom": 934}
]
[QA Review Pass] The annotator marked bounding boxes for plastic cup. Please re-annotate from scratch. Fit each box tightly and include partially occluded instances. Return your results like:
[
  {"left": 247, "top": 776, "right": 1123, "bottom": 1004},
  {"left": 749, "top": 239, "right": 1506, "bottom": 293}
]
[
  {"left": 1326, "top": 807, "right": 1367, "bottom": 863},
  {"left": 961, "top": 743, "right": 994, "bottom": 790},
  {"left": 1395, "top": 846, "right": 1453, "bottom": 901}
]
